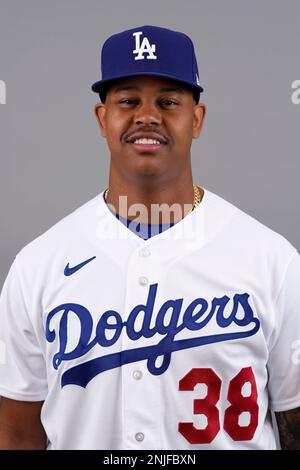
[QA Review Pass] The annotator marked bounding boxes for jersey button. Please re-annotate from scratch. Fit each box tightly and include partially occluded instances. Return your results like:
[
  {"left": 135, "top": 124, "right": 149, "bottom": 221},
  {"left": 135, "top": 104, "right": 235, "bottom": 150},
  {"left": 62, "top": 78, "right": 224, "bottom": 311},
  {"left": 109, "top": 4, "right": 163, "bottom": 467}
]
[
  {"left": 139, "top": 276, "right": 149, "bottom": 286},
  {"left": 139, "top": 247, "right": 151, "bottom": 257},
  {"left": 135, "top": 432, "right": 144, "bottom": 442},
  {"left": 133, "top": 370, "right": 143, "bottom": 380}
]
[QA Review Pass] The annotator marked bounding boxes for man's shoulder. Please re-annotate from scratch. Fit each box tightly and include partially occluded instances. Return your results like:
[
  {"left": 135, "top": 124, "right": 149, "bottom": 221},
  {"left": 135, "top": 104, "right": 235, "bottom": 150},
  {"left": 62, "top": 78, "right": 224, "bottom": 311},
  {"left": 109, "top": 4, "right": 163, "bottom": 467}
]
[
  {"left": 205, "top": 188, "right": 297, "bottom": 257},
  {"left": 16, "top": 193, "right": 102, "bottom": 265}
]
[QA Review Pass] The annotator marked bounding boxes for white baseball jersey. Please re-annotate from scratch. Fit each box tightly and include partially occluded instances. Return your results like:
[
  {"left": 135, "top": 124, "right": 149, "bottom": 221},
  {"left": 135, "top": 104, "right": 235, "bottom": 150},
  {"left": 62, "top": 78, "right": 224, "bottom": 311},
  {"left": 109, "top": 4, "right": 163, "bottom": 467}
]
[{"left": 0, "top": 187, "right": 300, "bottom": 450}]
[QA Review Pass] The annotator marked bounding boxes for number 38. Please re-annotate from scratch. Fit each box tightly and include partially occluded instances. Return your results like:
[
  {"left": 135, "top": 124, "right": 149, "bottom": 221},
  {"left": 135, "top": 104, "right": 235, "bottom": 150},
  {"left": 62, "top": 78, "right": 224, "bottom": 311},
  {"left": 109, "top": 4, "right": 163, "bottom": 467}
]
[{"left": 178, "top": 367, "right": 259, "bottom": 444}]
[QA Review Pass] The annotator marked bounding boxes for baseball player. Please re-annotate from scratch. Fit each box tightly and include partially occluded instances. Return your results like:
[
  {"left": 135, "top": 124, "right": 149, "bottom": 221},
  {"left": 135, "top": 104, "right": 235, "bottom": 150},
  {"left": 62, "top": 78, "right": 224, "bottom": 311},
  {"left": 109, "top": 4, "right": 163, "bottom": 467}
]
[{"left": 0, "top": 25, "right": 300, "bottom": 450}]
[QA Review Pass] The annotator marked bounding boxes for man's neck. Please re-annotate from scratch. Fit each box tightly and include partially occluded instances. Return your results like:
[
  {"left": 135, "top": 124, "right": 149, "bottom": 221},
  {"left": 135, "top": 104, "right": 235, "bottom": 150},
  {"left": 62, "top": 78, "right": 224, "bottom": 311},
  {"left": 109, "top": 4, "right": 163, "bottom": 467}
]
[{"left": 104, "top": 181, "right": 204, "bottom": 225}]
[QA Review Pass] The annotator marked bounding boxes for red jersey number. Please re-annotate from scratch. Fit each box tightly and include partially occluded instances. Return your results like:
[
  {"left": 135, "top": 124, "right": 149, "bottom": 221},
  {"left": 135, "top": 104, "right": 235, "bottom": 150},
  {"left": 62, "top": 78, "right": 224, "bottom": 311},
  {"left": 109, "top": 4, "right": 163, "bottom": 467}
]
[{"left": 178, "top": 367, "right": 258, "bottom": 444}]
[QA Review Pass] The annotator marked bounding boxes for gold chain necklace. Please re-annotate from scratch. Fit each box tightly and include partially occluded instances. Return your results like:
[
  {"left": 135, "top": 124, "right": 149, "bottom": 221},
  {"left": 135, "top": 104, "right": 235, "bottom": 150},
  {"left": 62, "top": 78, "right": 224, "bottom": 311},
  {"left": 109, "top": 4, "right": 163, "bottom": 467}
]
[
  {"left": 191, "top": 184, "right": 201, "bottom": 210},
  {"left": 104, "top": 184, "right": 201, "bottom": 211}
]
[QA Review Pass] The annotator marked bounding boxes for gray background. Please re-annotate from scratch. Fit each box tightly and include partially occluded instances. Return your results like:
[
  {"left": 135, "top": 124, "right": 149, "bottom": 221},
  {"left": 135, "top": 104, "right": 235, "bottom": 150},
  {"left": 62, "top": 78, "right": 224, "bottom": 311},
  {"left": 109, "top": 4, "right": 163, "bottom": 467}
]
[{"left": 0, "top": 0, "right": 299, "bottom": 287}]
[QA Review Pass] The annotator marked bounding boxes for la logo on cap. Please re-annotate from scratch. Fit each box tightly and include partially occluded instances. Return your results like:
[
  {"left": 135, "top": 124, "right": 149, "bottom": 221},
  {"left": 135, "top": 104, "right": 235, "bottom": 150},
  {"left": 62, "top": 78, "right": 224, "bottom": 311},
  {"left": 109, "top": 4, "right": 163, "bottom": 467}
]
[{"left": 133, "top": 31, "right": 157, "bottom": 61}]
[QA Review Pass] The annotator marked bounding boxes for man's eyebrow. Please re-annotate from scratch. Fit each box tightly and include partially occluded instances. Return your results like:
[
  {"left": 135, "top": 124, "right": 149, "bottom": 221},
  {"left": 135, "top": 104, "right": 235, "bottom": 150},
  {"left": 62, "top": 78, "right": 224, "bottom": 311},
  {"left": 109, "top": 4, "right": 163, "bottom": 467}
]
[
  {"left": 113, "top": 85, "right": 185, "bottom": 94},
  {"left": 159, "top": 87, "right": 184, "bottom": 94},
  {"left": 114, "top": 85, "right": 139, "bottom": 92}
]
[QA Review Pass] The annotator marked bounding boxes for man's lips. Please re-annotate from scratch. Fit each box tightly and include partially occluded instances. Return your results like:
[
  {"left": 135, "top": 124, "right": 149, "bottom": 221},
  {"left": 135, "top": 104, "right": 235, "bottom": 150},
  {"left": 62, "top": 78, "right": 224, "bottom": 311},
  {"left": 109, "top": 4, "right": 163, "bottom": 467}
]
[
  {"left": 125, "top": 132, "right": 168, "bottom": 154},
  {"left": 125, "top": 131, "right": 168, "bottom": 144},
  {"left": 129, "top": 141, "right": 162, "bottom": 154}
]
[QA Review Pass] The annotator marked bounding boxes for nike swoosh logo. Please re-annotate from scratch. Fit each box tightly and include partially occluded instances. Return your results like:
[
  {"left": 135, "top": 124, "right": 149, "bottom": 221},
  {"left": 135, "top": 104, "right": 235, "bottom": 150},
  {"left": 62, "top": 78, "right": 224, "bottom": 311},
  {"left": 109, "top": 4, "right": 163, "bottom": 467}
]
[{"left": 64, "top": 256, "right": 96, "bottom": 277}]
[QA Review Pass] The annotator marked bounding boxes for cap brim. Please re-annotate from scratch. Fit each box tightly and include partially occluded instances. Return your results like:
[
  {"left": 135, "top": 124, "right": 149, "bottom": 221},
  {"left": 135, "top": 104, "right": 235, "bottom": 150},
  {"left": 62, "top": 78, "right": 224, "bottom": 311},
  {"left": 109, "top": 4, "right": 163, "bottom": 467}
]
[{"left": 91, "top": 72, "right": 203, "bottom": 97}]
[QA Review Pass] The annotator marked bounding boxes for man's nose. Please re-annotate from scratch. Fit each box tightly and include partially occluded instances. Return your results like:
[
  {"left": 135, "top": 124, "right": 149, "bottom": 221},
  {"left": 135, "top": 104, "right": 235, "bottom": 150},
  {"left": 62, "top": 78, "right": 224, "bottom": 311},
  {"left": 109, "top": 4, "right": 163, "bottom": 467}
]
[{"left": 134, "top": 101, "right": 162, "bottom": 126}]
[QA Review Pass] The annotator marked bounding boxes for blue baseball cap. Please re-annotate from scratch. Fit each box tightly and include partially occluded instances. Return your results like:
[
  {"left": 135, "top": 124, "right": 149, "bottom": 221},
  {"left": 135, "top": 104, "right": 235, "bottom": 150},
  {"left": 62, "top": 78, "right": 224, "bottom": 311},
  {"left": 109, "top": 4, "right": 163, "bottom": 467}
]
[{"left": 91, "top": 25, "right": 204, "bottom": 103}]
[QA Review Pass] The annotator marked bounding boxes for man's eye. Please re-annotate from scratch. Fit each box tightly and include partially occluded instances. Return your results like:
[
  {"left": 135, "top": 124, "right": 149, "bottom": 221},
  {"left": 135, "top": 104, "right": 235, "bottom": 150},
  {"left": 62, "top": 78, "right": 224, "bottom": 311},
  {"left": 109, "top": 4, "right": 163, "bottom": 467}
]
[
  {"left": 160, "top": 100, "right": 177, "bottom": 107},
  {"left": 119, "top": 99, "right": 139, "bottom": 105}
]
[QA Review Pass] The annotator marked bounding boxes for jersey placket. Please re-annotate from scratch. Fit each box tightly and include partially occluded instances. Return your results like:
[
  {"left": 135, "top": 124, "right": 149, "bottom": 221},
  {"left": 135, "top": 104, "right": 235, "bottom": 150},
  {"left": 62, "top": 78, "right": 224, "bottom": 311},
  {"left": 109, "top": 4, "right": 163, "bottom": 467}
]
[{"left": 121, "top": 242, "right": 163, "bottom": 449}]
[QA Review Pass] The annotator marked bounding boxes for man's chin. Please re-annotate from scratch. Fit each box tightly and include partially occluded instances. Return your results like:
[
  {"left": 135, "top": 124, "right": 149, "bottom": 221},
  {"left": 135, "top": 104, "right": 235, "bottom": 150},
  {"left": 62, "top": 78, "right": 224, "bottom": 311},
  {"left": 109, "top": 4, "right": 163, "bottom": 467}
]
[{"left": 132, "top": 160, "right": 168, "bottom": 178}]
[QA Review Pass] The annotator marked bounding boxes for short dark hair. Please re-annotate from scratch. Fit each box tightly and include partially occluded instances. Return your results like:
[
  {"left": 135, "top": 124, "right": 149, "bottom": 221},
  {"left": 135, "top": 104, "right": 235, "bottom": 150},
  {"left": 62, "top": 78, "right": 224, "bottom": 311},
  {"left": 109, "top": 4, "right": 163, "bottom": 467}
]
[{"left": 99, "top": 91, "right": 107, "bottom": 103}]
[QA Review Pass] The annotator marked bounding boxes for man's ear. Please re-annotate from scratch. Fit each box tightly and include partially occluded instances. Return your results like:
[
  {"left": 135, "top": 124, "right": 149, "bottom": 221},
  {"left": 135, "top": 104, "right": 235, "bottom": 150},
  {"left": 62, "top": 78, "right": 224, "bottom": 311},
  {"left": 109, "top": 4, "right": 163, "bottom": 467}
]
[
  {"left": 94, "top": 103, "right": 107, "bottom": 138},
  {"left": 192, "top": 103, "right": 206, "bottom": 139}
]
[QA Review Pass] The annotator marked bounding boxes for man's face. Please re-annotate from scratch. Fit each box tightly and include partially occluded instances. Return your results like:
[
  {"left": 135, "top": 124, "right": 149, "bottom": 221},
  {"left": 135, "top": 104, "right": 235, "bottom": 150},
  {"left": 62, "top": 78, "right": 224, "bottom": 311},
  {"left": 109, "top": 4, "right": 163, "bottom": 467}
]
[{"left": 94, "top": 76, "right": 205, "bottom": 184}]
